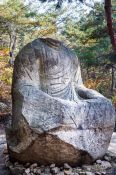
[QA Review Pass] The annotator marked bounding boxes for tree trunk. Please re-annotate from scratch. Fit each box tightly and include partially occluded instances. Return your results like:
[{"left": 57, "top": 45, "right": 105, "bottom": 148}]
[
  {"left": 104, "top": 0, "right": 116, "bottom": 53},
  {"left": 111, "top": 65, "right": 115, "bottom": 93},
  {"left": 113, "top": 66, "right": 116, "bottom": 91},
  {"left": 9, "top": 34, "right": 16, "bottom": 65}
]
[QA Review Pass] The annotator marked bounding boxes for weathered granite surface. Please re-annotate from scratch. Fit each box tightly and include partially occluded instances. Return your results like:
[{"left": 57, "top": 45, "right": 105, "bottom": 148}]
[{"left": 6, "top": 38, "right": 116, "bottom": 165}]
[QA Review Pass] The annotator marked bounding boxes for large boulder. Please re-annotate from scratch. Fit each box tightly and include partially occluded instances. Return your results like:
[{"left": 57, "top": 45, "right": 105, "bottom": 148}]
[{"left": 6, "top": 38, "right": 116, "bottom": 166}]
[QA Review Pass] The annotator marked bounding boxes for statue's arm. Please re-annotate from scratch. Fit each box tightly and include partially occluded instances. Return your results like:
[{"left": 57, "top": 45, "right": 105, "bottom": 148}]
[
  {"left": 13, "top": 84, "right": 73, "bottom": 132},
  {"left": 75, "top": 84, "right": 105, "bottom": 100},
  {"left": 74, "top": 60, "right": 106, "bottom": 100}
]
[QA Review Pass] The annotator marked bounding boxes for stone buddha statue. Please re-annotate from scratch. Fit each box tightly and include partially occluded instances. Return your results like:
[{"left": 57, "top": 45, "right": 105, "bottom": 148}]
[{"left": 6, "top": 38, "right": 115, "bottom": 165}]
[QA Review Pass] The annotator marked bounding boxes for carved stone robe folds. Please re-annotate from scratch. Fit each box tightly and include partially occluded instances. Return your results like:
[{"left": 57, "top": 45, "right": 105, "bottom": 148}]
[{"left": 6, "top": 38, "right": 116, "bottom": 165}]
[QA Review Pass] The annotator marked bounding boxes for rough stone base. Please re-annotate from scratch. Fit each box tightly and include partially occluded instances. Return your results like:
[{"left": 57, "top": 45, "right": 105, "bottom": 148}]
[{"left": 8, "top": 132, "right": 92, "bottom": 166}]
